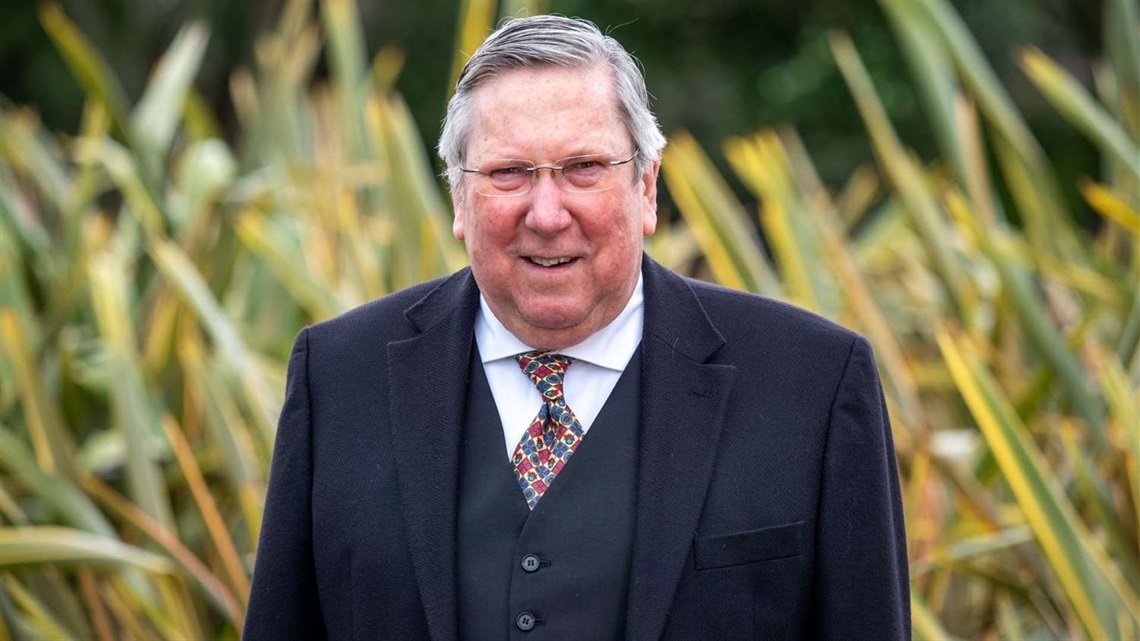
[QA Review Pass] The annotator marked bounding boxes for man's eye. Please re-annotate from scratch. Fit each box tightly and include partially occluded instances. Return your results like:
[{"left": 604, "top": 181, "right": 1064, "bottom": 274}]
[
  {"left": 564, "top": 160, "right": 604, "bottom": 179},
  {"left": 489, "top": 166, "right": 528, "bottom": 179},
  {"left": 567, "top": 160, "right": 600, "bottom": 171}
]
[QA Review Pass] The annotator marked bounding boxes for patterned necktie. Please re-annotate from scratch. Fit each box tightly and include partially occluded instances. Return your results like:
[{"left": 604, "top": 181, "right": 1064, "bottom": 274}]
[{"left": 512, "top": 351, "right": 584, "bottom": 509}]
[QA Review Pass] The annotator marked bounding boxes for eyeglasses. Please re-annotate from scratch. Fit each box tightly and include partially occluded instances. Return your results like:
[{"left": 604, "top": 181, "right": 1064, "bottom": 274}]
[{"left": 458, "top": 150, "right": 638, "bottom": 197}]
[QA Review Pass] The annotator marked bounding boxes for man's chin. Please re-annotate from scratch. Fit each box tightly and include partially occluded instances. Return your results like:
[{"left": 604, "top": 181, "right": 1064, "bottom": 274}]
[
  {"left": 508, "top": 306, "right": 599, "bottom": 349},
  {"left": 517, "top": 308, "right": 588, "bottom": 333}
]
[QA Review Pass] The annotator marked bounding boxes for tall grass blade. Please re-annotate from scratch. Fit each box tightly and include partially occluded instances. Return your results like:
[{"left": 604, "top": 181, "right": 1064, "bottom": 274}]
[
  {"left": 109, "top": 573, "right": 184, "bottom": 641},
  {"left": 944, "top": 192, "right": 1106, "bottom": 444},
  {"left": 2, "top": 573, "right": 76, "bottom": 640},
  {"left": 937, "top": 325, "right": 1139, "bottom": 640},
  {"left": 0, "top": 428, "right": 112, "bottom": 536},
  {"left": 152, "top": 576, "right": 204, "bottom": 641},
  {"left": 76, "top": 569, "right": 114, "bottom": 641},
  {"left": 178, "top": 339, "right": 265, "bottom": 545},
  {"left": 0, "top": 426, "right": 158, "bottom": 605},
  {"left": 234, "top": 211, "right": 343, "bottom": 319},
  {"left": 0, "top": 163, "right": 49, "bottom": 282},
  {"left": 132, "top": 23, "right": 211, "bottom": 170},
  {"left": 1020, "top": 48, "right": 1140, "bottom": 181},
  {"left": 911, "top": 592, "right": 961, "bottom": 641},
  {"left": 724, "top": 132, "right": 826, "bottom": 312},
  {"left": 1106, "top": 0, "right": 1140, "bottom": 137},
  {"left": 880, "top": 0, "right": 967, "bottom": 188},
  {"left": 100, "top": 579, "right": 157, "bottom": 640},
  {"left": 372, "top": 95, "right": 465, "bottom": 279},
  {"left": 322, "top": 0, "right": 372, "bottom": 161},
  {"left": 904, "top": 0, "right": 1080, "bottom": 257},
  {"left": 160, "top": 415, "right": 251, "bottom": 603},
  {"left": 88, "top": 251, "right": 175, "bottom": 531},
  {"left": 81, "top": 474, "right": 245, "bottom": 632},
  {"left": 0, "top": 311, "right": 75, "bottom": 476},
  {"left": 0, "top": 527, "right": 174, "bottom": 574},
  {"left": 830, "top": 32, "right": 967, "bottom": 315},
  {"left": 1096, "top": 346, "right": 1140, "bottom": 544},
  {"left": 149, "top": 239, "right": 280, "bottom": 442},
  {"left": 662, "top": 131, "right": 781, "bottom": 295},
  {"left": 1081, "top": 179, "right": 1140, "bottom": 235},
  {"left": 0, "top": 237, "right": 37, "bottom": 414},
  {"left": 450, "top": 0, "right": 496, "bottom": 92},
  {"left": 81, "top": 138, "right": 165, "bottom": 235},
  {"left": 951, "top": 93, "right": 1001, "bottom": 226},
  {"left": 37, "top": 4, "right": 132, "bottom": 139},
  {"left": 0, "top": 110, "right": 72, "bottom": 217},
  {"left": 170, "top": 139, "right": 236, "bottom": 239}
]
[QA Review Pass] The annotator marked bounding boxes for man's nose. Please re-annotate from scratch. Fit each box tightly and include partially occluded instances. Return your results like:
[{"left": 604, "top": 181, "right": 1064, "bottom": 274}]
[{"left": 524, "top": 169, "right": 572, "bottom": 234}]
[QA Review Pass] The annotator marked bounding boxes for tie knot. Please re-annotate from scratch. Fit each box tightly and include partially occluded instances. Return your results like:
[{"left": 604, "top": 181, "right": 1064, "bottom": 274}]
[{"left": 516, "top": 351, "right": 574, "bottom": 400}]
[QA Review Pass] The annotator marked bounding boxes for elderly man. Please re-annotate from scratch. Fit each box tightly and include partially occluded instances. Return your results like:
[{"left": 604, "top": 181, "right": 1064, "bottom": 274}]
[{"left": 245, "top": 14, "right": 909, "bottom": 640}]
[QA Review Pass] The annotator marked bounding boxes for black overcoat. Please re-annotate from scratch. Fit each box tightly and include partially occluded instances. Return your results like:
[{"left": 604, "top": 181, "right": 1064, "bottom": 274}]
[{"left": 245, "top": 255, "right": 910, "bottom": 640}]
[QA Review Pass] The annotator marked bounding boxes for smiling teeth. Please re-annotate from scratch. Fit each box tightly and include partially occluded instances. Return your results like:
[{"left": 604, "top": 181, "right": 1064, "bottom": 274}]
[{"left": 530, "top": 257, "right": 573, "bottom": 267}]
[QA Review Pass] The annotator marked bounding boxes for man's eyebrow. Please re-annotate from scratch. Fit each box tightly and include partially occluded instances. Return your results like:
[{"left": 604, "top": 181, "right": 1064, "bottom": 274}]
[{"left": 560, "top": 149, "right": 607, "bottom": 159}]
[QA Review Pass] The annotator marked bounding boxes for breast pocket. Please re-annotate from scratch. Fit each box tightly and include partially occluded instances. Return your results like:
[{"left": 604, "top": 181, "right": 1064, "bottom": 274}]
[{"left": 694, "top": 520, "right": 807, "bottom": 570}]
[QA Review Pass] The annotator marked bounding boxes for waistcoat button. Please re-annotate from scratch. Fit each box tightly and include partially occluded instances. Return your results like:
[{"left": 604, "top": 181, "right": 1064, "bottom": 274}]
[
  {"left": 521, "top": 554, "right": 541, "bottom": 572},
  {"left": 516, "top": 612, "right": 536, "bottom": 631}
]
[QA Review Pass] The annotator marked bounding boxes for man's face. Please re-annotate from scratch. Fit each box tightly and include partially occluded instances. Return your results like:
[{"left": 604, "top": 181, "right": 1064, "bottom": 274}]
[{"left": 451, "top": 64, "right": 658, "bottom": 350}]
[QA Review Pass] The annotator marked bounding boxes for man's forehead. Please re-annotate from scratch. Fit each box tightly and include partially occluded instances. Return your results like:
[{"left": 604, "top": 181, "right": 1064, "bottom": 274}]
[
  {"left": 467, "top": 64, "right": 621, "bottom": 137},
  {"left": 472, "top": 63, "right": 612, "bottom": 100}
]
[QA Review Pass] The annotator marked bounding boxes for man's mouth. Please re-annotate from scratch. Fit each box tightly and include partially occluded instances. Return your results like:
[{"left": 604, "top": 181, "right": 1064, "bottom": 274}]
[{"left": 527, "top": 256, "right": 575, "bottom": 267}]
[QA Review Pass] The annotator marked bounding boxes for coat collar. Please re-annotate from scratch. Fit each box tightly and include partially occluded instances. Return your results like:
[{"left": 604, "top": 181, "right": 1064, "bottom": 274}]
[
  {"left": 387, "top": 257, "right": 736, "bottom": 641},
  {"left": 387, "top": 268, "right": 478, "bottom": 641}
]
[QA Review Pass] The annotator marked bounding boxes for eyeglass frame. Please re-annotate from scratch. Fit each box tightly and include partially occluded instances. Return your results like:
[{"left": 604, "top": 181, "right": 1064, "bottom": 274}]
[{"left": 456, "top": 149, "right": 640, "bottom": 197}]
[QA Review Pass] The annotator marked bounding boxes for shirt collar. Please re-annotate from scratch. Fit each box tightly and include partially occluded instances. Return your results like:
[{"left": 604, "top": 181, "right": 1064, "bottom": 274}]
[{"left": 474, "top": 273, "right": 644, "bottom": 372}]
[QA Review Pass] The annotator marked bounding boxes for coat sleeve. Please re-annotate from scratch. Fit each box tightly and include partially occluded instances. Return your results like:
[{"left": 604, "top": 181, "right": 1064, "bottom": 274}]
[
  {"left": 808, "top": 336, "right": 910, "bottom": 639},
  {"left": 244, "top": 328, "right": 327, "bottom": 640}
]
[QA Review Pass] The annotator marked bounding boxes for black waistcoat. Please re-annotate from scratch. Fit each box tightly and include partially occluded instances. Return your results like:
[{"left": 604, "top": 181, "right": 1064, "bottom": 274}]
[{"left": 457, "top": 347, "right": 641, "bottom": 640}]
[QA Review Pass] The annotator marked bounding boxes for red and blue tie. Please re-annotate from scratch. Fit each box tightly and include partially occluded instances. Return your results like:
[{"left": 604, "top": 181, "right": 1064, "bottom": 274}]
[{"left": 512, "top": 352, "right": 584, "bottom": 509}]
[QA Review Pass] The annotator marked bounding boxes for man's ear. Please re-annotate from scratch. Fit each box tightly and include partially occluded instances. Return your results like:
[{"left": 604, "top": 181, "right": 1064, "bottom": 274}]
[
  {"left": 640, "top": 160, "right": 660, "bottom": 237},
  {"left": 451, "top": 181, "right": 466, "bottom": 241}
]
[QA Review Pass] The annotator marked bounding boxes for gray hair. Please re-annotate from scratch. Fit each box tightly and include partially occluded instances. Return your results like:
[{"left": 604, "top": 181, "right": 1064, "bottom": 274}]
[{"left": 438, "top": 15, "right": 666, "bottom": 190}]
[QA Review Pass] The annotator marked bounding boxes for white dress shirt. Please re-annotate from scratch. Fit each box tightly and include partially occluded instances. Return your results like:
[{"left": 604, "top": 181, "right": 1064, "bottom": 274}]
[{"left": 474, "top": 275, "right": 644, "bottom": 460}]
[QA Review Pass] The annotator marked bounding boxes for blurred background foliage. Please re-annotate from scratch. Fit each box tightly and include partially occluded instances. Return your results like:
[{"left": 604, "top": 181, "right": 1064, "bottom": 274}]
[
  {"left": 2, "top": 0, "right": 1106, "bottom": 209},
  {"left": 0, "top": 0, "right": 1136, "bottom": 639}
]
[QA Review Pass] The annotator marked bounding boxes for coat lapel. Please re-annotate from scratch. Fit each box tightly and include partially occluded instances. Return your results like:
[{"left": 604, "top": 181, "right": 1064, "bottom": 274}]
[
  {"left": 387, "top": 270, "right": 480, "bottom": 641},
  {"left": 626, "top": 257, "right": 737, "bottom": 641}
]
